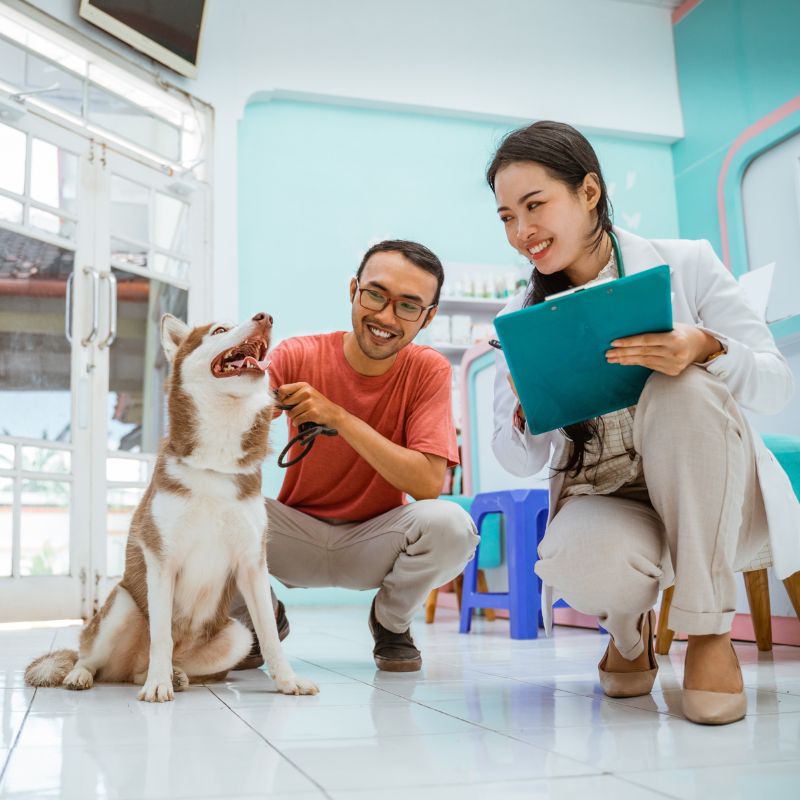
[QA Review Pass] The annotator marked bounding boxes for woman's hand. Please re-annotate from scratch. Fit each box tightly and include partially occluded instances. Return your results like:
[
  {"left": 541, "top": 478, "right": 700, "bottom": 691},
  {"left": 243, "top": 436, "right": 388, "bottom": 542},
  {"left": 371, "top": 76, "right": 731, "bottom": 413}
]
[
  {"left": 506, "top": 372, "right": 519, "bottom": 399},
  {"left": 606, "top": 323, "right": 721, "bottom": 376},
  {"left": 507, "top": 373, "right": 526, "bottom": 428}
]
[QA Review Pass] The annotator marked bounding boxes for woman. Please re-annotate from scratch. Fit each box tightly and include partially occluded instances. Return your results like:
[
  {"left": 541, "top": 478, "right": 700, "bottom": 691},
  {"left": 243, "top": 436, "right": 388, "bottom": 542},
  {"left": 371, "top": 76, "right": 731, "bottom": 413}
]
[{"left": 489, "top": 121, "right": 799, "bottom": 725}]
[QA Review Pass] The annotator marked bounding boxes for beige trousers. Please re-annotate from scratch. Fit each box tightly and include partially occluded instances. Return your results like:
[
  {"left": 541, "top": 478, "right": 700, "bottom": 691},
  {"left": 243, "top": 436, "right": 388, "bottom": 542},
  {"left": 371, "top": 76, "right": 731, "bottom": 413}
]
[
  {"left": 534, "top": 367, "right": 769, "bottom": 660},
  {"left": 235, "top": 498, "right": 479, "bottom": 633}
]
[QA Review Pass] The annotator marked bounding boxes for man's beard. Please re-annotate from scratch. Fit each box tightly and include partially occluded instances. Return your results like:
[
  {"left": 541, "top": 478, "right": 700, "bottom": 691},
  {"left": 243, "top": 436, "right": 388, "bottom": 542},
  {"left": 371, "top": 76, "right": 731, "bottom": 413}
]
[{"left": 354, "top": 320, "right": 404, "bottom": 360}]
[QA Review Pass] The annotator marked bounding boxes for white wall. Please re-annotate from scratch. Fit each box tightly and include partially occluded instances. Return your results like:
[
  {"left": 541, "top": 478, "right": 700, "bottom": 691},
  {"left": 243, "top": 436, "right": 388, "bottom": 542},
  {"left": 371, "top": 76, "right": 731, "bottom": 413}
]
[{"left": 18, "top": 0, "right": 683, "bottom": 320}]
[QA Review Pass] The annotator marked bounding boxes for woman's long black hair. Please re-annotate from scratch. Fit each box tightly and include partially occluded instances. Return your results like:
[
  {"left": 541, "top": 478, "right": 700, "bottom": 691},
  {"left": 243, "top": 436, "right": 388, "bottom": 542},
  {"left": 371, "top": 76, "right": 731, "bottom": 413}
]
[{"left": 486, "top": 120, "right": 614, "bottom": 476}]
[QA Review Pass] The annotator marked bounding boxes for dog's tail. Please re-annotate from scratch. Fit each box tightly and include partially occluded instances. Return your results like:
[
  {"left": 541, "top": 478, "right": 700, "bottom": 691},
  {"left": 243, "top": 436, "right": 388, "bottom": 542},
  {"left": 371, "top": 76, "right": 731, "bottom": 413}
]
[{"left": 24, "top": 649, "right": 79, "bottom": 687}]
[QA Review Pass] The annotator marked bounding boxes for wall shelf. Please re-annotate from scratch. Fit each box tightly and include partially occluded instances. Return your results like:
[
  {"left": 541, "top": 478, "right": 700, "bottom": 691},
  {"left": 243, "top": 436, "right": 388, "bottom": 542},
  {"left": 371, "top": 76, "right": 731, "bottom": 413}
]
[
  {"left": 431, "top": 342, "right": 472, "bottom": 355},
  {"left": 438, "top": 296, "right": 509, "bottom": 312}
]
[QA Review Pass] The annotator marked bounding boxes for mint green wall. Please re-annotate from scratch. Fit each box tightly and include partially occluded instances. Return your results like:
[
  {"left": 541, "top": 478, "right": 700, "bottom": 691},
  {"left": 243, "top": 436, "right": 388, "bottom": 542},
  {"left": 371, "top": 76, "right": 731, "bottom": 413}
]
[
  {"left": 238, "top": 98, "right": 679, "bottom": 605},
  {"left": 239, "top": 101, "right": 679, "bottom": 344},
  {"left": 672, "top": 0, "right": 800, "bottom": 255}
]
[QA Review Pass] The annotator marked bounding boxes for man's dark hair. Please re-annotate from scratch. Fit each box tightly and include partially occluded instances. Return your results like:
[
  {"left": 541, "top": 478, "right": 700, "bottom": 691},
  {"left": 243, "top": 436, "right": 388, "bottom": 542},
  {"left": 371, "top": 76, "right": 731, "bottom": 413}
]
[
  {"left": 356, "top": 240, "right": 444, "bottom": 306},
  {"left": 487, "top": 121, "right": 614, "bottom": 477}
]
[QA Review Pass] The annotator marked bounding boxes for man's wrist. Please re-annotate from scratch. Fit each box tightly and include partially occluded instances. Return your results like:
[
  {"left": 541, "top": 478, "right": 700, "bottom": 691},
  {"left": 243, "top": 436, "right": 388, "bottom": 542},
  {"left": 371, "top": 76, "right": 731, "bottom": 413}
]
[{"left": 329, "top": 405, "right": 348, "bottom": 431}]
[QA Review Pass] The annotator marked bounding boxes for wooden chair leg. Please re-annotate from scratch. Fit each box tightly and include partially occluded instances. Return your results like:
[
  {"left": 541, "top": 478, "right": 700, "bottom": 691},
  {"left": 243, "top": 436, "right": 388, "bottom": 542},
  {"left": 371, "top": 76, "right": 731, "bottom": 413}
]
[
  {"left": 744, "top": 568, "right": 772, "bottom": 651},
  {"left": 655, "top": 586, "right": 675, "bottom": 655},
  {"left": 476, "top": 570, "right": 496, "bottom": 621},
  {"left": 424, "top": 587, "right": 438, "bottom": 624},
  {"left": 783, "top": 570, "right": 800, "bottom": 621},
  {"left": 453, "top": 573, "right": 463, "bottom": 610}
]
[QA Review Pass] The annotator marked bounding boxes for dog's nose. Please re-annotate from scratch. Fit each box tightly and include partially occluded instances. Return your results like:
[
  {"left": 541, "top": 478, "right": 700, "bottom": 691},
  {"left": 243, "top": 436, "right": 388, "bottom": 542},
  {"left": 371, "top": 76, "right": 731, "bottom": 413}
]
[{"left": 252, "top": 312, "right": 273, "bottom": 327}]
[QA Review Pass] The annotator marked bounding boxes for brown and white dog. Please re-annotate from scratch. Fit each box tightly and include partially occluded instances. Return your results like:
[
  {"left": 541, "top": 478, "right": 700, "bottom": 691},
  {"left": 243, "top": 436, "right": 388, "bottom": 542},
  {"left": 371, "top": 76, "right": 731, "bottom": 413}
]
[{"left": 25, "top": 312, "right": 318, "bottom": 701}]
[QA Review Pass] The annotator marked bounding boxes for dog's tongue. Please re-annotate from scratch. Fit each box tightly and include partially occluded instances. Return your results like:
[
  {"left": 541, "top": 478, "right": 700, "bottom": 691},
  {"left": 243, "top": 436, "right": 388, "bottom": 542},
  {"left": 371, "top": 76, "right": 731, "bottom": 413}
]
[{"left": 244, "top": 355, "right": 270, "bottom": 372}]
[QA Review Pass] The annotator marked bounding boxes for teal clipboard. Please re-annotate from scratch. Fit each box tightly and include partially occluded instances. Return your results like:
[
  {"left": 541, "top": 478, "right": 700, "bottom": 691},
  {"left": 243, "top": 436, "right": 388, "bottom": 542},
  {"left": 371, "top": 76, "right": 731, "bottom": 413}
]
[{"left": 494, "top": 265, "right": 673, "bottom": 434}]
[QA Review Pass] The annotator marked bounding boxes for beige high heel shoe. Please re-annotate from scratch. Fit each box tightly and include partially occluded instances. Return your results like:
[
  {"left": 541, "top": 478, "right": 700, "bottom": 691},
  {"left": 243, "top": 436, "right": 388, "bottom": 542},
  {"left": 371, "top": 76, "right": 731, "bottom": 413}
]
[
  {"left": 682, "top": 642, "right": 747, "bottom": 725},
  {"left": 598, "top": 609, "right": 658, "bottom": 698}
]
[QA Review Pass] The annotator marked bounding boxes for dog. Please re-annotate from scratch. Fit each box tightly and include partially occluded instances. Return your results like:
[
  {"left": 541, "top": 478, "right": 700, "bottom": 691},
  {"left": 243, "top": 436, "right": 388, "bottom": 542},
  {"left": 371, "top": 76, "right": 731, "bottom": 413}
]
[{"left": 25, "top": 312, "right": 318, "bottom": 701}]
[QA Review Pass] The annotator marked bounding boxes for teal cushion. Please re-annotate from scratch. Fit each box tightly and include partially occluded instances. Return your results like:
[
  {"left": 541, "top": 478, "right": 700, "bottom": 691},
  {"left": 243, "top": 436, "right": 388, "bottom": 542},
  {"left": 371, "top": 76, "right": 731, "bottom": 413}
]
[
  {"left": 763, "top": 434, "right": 800, "bottom": 499},
  {"left": 440, "top": 494, "right": 502, "bottom": 569}
]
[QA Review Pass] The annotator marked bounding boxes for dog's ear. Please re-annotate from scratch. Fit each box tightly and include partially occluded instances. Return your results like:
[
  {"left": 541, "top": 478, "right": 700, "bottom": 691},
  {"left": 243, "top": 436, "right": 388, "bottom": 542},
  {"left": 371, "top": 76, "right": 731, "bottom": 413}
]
[{"left": 161, "top": 314, "right": 189, "bottom": 362}]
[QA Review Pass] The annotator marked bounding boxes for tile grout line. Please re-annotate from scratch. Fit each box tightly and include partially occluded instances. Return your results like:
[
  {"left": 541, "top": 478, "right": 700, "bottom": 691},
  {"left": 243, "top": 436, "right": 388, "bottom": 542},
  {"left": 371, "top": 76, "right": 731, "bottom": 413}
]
[
  {"left": 422, "top": 652, "right": 688, "bottom": 719},
  {"left": 0, "top": 627, "right": 58, "bottom": 788},
  {"left": 205, "top": 683, "right": 334, "bottom": 800},
  {"left": 610, "top": 771, "right": 684, "bottom": 800},
  {"left": 284, "top": 657, "right": 605, "bottom": 776}
]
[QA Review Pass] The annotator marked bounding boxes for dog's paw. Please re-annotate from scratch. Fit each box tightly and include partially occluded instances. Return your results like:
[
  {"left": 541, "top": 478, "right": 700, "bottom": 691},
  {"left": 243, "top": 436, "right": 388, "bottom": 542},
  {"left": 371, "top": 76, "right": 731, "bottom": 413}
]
[
  {"left": 172, "top": 667, "right": 189, "bottom": 692},
  {"left": 62, "top": 666, "right": 93, "bottom": 691},
  {"left": 274, "top": 672, "right": 320, "bottom": 696},
  {"left": 138, "top": 676, "right": 175, "bottom": 703}
]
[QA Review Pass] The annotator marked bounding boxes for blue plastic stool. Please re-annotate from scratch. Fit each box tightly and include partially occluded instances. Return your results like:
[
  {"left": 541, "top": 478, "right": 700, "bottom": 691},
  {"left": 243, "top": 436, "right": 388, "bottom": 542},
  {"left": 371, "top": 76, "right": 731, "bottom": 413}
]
[{"left": 459, "top": 489, "right": 549, "bottom": 639}]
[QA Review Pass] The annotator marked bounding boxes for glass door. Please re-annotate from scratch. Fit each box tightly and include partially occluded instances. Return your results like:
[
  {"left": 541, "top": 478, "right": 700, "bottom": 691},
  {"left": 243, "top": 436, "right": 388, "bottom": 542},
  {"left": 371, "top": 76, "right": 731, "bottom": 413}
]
[
  {"left": 89, "top": 145, "right": 204, "bottom": 609},
  {"left": 0, "top": 112, "right": 208, "bottom": 621},
  {"left": 0, "top": 114, "right": 95, "bottom": 620}
]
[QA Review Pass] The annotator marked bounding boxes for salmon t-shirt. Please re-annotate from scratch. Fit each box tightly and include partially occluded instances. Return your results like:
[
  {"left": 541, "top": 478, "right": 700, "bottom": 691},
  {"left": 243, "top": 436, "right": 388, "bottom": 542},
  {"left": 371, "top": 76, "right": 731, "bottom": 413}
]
[{"left": 269, "top": 332, "right": 458, "bottom": 522}]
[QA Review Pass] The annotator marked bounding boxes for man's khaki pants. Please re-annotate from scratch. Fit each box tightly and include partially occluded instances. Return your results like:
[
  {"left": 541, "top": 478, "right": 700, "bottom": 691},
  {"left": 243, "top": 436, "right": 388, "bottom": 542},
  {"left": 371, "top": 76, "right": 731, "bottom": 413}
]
[
  {"left": 535, "top": 367, "right": 769, "bottom": 660},
  {"left": 234, "top": 498, "right": 479, "bottom": 633}
]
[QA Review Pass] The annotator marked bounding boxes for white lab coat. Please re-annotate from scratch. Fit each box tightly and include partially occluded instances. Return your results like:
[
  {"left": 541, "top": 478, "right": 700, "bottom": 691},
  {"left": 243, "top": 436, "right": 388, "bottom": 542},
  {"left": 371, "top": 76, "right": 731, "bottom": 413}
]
[{"left": 492, "top": 227, "right": 800, "bottom": 631}]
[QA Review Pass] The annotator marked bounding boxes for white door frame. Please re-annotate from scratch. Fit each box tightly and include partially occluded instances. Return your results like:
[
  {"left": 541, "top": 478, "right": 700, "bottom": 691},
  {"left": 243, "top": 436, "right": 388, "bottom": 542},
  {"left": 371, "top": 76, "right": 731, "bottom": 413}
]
[
  {"left": 0, "top": 112, "right": 96, "bottom": 620},
  {"left": 0, "top": 109, "right": 209, "bottom": 621}
]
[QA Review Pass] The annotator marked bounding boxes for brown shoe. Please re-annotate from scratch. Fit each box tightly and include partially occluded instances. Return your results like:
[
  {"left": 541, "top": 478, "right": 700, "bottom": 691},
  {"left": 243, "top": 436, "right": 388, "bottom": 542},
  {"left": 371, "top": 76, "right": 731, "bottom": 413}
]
[
  {"left": 369, "top": 598, "right": 422, "bottom": 672},
  {"left": 233, "top": 600, "right": 290, "bottom": 670}
]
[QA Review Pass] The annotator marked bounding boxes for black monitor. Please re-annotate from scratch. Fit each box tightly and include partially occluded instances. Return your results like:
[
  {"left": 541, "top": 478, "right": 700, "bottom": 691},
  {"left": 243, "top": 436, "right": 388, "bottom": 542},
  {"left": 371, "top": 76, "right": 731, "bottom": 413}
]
[{"left": 79, "top": 0, "right": 207, "bottom": 78}]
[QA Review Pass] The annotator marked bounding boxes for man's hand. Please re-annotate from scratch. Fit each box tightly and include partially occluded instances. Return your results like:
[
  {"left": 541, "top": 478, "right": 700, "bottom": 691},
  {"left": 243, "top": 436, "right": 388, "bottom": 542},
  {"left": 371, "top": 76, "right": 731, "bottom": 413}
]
[
  {"left": 276, "top": 382, "right": 345, "bottom": 429},
  {"left": 606, "top": 323, "right": 721, "bottom": 377},
  {"left": 276, "top": 381, "right": 442, "bottom": 499}
]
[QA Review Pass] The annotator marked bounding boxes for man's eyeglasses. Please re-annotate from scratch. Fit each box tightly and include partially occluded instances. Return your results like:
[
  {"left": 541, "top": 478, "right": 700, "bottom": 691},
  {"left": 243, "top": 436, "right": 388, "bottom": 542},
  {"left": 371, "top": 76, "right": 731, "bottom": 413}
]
[{"left": 356, "top": 280, "right": 436, "bottom": 322}]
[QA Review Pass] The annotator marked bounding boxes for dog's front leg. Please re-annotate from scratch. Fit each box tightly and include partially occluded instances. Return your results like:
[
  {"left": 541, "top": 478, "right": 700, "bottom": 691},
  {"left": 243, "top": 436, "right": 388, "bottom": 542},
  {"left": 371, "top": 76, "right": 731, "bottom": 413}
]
[
  {"left": 139, "top": 556, "right": 176, "bottom": 702},
  {"left": 235, "top": 563, "right": 318, "bottom": 695}
]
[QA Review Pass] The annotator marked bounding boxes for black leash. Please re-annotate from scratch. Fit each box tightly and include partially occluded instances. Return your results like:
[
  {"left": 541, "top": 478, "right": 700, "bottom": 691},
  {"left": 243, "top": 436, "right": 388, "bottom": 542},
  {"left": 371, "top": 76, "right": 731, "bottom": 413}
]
[{"left": 275, "top": 403, "right": 338, "bottom": 468}]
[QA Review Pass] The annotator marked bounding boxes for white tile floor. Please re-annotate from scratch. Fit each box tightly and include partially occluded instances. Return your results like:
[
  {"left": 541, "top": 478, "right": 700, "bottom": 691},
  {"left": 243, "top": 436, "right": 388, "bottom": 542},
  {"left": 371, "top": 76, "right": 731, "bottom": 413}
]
[{"left": 1, "top": 607, "right": 799, "bottom": 799}]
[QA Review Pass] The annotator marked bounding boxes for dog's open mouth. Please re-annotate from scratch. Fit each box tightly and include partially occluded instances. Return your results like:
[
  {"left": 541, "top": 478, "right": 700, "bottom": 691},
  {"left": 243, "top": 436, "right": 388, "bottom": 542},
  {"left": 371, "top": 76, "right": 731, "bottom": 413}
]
[{"left": 211, "top": 335, "right": 270, "bottom": 378}]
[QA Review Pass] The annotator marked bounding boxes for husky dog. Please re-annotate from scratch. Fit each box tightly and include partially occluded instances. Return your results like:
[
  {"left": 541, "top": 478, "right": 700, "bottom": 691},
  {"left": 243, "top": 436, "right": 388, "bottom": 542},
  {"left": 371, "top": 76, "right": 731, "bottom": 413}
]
[{"left": 25, "top": 312, "right": 318, "bottom": 701}]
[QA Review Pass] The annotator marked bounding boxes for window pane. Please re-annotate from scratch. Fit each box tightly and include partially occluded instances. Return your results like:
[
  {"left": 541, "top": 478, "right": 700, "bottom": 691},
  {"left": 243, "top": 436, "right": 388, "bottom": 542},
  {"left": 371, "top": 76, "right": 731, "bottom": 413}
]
[
  {"left": 29, "top": 207, "right": 76, "bottom": 240},
  {"left": 0, "top": 443, "right": 14, "bottom": 470},
  {"left": 0, "top": 477, "right": 12, "bottom": 577},
  {"left": 0, "top": 227, "right": 73, "bottom": 442},
  {"left": 111, "top": 237, "right": 148, "bottom": 269},
  {"left": 0, "top": 196, "right": 23, "bottom": 225},
  {"left": 106, "top": 486, "right": 144, "bottom": 576},
  {"left": 0, "top": 35, "right": 27, "bottom": 90},
  {"left": 154, "top": 193, "right": 188, "bottom": 254},
  {"left": 106, "top": 457, "right": 148, "bottom": 483},
  {"left": 20, "top": 446, "right": 70, "bottom": 475},
  {"left": 110, "top": 176, "right": 149, "bottom": 244},
  {"left": 23, "top": 50, "right": 84, "bottom": 118},
  {"left": 20, "top": 478, "right": 69, "bottom": 576},
  {"left": 107, "top": 272, "right": 187, "bottom": 454},
  {"left": 152, "top": 254, "right": 189, "bottom": 282},
  {"left": 0, "top": 121, "right": 26, "bottom": 195},
  {"left": 88, "top": 83, "right": 181, "bottom": 163},
  {"left": 30, "top": 139, "right": 78, "bottom": 214}
]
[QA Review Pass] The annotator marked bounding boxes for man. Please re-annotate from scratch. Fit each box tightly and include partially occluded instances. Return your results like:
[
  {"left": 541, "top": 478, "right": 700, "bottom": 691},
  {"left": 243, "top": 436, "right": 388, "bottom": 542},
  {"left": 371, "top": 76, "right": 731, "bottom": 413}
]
[{"left": 235, "top": 239, "right": 478, "bottom": 671}]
